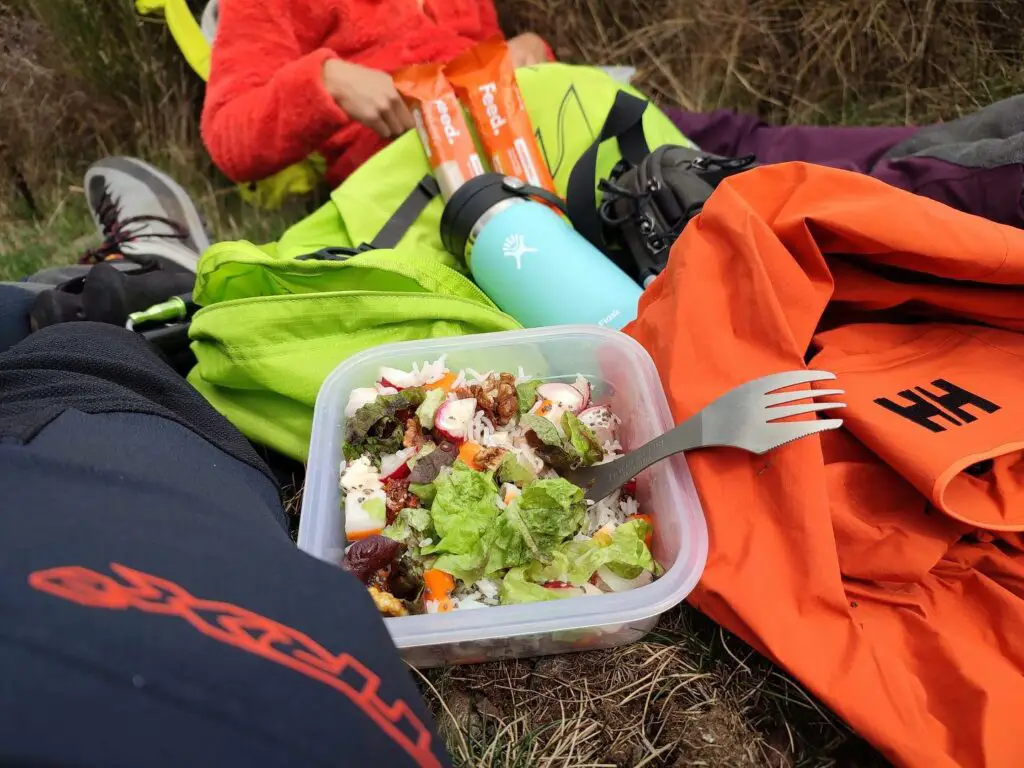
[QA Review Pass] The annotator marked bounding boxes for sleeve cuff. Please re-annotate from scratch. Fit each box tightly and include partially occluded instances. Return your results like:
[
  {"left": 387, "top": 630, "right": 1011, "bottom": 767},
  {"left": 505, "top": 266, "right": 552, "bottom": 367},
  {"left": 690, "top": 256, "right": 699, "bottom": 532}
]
[{"left": 274, "top": 47, "right": 350, "bottom": 135}]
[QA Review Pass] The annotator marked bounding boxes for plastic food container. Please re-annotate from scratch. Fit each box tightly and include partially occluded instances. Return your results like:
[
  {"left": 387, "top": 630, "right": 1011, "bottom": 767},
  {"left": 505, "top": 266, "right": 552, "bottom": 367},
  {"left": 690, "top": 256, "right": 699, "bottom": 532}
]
[{"left": 299, "top": 326, "right": 708, "bottom": 667}]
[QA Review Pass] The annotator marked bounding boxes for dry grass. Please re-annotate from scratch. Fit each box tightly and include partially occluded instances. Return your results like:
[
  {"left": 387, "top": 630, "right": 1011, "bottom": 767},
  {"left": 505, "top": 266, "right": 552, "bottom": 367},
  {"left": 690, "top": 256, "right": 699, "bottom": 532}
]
[
  {"left": 3, "top": 0, "right": 1023, "bottom": 763},
  {"left": 417, "top": 607, "right": 883, "bottom": 767},
  {"left": 501, "top": 0, "right": 1024, "bottom": 125}
]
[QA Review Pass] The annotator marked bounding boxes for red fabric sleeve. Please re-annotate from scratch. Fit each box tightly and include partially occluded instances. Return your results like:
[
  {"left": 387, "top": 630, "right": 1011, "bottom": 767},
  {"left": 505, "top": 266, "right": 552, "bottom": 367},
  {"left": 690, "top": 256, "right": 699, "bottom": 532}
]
[
  {"left": 200, "top": 0, "right": 349, "bottom": 183},
  {"left": 476, "top": 0, "right": 502, "bottom": 39}
]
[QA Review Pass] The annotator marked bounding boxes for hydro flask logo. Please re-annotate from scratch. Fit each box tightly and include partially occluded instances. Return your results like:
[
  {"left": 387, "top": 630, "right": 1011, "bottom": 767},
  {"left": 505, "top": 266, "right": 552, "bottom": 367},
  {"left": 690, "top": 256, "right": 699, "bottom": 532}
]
[
  {"left": 502, "top": 234, "right": 537, "bottom": 270},
  {"left": 874, "top": 379, "right": 1001, "bottom": 433}
]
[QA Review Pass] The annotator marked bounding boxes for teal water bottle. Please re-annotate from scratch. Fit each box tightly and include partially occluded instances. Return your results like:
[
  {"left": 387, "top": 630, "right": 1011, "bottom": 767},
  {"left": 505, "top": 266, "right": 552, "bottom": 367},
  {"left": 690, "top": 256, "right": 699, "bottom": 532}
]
[{"left": 440, "top": 174, "right": 642, "bottom": 329}]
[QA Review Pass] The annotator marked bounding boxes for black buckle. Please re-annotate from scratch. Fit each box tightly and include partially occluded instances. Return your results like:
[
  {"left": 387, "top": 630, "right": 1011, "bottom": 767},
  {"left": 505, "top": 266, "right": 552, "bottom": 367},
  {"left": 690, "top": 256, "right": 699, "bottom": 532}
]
[{"left": 295, "top": 244, "right": 373, "bottom": 262}]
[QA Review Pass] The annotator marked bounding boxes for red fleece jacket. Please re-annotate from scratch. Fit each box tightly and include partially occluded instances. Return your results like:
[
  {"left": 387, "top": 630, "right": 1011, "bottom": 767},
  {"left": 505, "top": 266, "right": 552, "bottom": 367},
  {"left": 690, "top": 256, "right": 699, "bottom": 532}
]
[{"left": 202, "top": 0, "right": 509, "bottom": 188}]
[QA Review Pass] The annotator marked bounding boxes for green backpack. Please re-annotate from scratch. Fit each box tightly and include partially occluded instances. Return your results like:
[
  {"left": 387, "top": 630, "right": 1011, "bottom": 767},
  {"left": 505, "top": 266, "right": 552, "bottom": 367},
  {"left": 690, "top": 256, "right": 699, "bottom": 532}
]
[{"left": 187, "top": 64, "right": 692, "bottom": 462}]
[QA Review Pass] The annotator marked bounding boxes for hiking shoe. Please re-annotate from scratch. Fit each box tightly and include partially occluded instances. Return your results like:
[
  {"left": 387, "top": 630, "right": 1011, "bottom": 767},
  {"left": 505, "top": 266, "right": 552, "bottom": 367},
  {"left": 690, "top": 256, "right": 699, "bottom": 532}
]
[{"left": 83, "top": 157, "right": 211, "bottom": 273}]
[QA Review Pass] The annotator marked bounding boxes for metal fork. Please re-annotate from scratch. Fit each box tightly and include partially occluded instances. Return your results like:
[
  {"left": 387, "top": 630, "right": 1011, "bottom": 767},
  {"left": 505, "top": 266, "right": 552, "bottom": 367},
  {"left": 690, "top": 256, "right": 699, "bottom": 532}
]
[{"left": 566, "top": 370, "right": 846, "bottom": 502}]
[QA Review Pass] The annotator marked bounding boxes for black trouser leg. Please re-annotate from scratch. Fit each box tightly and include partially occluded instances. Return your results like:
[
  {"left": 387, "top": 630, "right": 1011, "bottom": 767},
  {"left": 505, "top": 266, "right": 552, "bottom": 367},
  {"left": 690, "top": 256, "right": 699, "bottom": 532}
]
[{"left": 0, "top": 323, "right": 447, "bottom": 768}]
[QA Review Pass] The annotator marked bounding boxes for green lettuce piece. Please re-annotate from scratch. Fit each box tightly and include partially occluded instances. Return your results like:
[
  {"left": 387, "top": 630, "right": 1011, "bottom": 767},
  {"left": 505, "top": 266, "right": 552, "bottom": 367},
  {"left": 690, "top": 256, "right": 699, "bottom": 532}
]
[
  {"left": 602, "top": 518, "right": 656, "bottom": 579},
  {"left": 495, "top": 452, "right": 536, "bottom": 487},
  {"left": 415, "top": 389, "right": 446, "bottom": 429},
  {"left": 344, "top": 388, "right": 426, "bottom": 461},
  {"left": 382, "top": 517, "right": 410, "bottom": 542},
  {"left": 418, "top": 463, "right": 498, "bottom": 582},
  {"left": 483, "top": 479, "right": 586, "bottom": 575},
  {"left": 382, "top": 506, "right": 433, "bottom": 543},
  {"left": 532, "top": 519, "right": 656, "bottom": 585},
  {"left": 515, "top": 479, "right": 586, "bottom": 551},
  {"left": 519, "top": 412, "right": 561, "bottom": 446},
  {"left": 346, "top": 387, "right": 426, "bottom": 440},
  {"left": 524, "top": 550, "right": 572, "bottom": 584},
  {"left": 361, "top": 496, "right": 387, "bottom": 527},
  {"left": 342, "top": 424, "right": 404, "bottom": 463},
  {"left": 405, "top": 506, "right": 432, "bottom": 531},
  {"left": 516, "top": 380, "right": 542, "bottom": 413},
  {"left": 500, "top": 567, "right": 578, "bottom": 604},
  {"left": 520, "top": 413, "right": 585, "bottom": 471},
  {"left": 409, "top": 482, "right": 437, "bottom": 506},
  {"left": 562, "top": 411, "right": 604, "bottom": 466}
]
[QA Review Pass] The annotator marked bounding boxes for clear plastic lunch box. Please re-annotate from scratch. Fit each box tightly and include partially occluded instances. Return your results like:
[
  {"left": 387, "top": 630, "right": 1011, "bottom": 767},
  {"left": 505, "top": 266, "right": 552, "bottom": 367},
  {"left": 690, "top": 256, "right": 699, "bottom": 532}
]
[{"left": 298, "top": 326, "right": 708, "bottom": 667}]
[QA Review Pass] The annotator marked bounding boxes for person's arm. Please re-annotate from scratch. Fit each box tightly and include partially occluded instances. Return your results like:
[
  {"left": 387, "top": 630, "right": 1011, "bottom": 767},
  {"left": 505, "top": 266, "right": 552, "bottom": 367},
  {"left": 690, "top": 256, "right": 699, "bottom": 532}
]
[{"left": 200, "top": 0, "right": 348, "bottom": 183}]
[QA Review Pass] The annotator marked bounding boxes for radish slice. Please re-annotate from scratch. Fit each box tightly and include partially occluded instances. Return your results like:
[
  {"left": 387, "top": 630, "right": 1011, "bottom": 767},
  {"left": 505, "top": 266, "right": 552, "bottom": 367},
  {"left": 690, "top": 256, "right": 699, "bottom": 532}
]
[
  {"left": 595, "top": 566, "right": 653, "bottom": 593},
  {"left": 378, "top": 366, "right": 418, "bottom": 390},
  {"left": 536, "top": 383, "right": 586, "bottom": 414},
  {"left": 578, "top": 405, "right": 616, "bottom": 445},
  {"left": 380, "top": 447, "right": 416, "bottom": 480},
  {"left": 434, "top": 398, "right": 477, "bottom": 443},
  {"left": 344, "top": 387, "right": 380, "bottom": 419},
  {"left": 345, "top": 489, "right": 387, "bottom": 537},
  {"left": 573, "top": 376, "right": 592, "bottom": 410}
]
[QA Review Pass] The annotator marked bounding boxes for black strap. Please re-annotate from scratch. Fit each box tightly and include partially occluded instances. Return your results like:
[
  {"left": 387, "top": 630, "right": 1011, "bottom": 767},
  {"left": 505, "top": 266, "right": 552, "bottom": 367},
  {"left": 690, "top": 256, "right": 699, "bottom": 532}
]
[
  {"left": 296, "top": 174, "right": 441, "bottom": 261},
  {"left": 369, "top": 174, "right": 440, "bottom": 249},
  {"left": 502, "top": 178, "right": 568, "bottom": 216},
  {"left": 567, "top": 91, "right": 651, "bottom": 253}
]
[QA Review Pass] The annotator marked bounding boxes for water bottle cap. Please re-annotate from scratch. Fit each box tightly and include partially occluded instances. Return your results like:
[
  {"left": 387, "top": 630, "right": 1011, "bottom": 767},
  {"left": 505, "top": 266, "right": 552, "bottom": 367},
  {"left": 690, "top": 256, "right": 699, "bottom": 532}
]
[{"left": 440, "top": 173, "right": 526, "bottom": 259}]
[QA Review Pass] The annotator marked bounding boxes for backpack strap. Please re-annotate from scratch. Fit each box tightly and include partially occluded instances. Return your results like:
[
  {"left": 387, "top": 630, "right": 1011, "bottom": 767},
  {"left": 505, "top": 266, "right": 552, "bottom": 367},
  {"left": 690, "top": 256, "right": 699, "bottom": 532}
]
[
  {"left": 297, "top": 175, "right": 441, "bottom": 261},
  {"left": 567, "top": 91, "right": 651, "bottom": 254},
  {"left": 368, "top": 174, "right": 441, "bottom": 249}
]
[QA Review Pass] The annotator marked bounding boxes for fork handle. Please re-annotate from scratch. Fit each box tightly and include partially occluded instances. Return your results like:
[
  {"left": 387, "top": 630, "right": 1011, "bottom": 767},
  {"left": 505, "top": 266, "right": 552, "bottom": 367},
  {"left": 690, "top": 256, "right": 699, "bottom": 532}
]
[{"left": 588, "top": 415, "right": 705, "bottom": 499}]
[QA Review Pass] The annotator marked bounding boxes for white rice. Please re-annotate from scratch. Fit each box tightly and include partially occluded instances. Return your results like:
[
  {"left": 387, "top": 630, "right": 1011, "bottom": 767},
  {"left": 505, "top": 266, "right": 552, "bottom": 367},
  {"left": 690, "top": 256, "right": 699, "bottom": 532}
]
[
  {"left": 475, "top": 578, "right": 500, "bottom": 600},
  {"left": 585, "top": 490, "right": 626, "bottom": 534},
  {"left": 469, "top": 410, "right": 495, "bottom": 445},
  {"left": 453, "top": 597, "right": 489, "bottom": 610},
  {"left": 408, "top": 356, "right": 448, "bottom": 386},
  {"left": 620, "top": 495, "right": 640, "bottom": 518},
  {"left": 464, "top": 368, "right": 493, "bottom": 385}
]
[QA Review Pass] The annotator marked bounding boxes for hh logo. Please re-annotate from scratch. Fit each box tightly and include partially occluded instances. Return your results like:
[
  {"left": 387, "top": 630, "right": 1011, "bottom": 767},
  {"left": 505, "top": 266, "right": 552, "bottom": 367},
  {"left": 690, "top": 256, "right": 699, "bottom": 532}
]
[
  {"left": 502, "top": 233, "right": 537, "bottom": 270},
  {"left": 874, "top": 379, "right": 1001, "bottom": 433}
]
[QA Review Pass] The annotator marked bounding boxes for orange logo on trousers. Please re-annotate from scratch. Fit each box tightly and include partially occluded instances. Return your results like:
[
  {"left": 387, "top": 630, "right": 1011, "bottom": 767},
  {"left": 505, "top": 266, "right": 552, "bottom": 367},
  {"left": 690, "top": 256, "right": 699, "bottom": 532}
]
[{"left": 29, "top": 564, "right": 440, "bottom": 768}]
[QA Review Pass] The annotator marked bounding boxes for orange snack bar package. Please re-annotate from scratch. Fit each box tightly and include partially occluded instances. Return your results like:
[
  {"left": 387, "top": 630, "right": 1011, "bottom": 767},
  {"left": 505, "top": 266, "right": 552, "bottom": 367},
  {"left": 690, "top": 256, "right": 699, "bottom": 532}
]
[
  {"left": 445, "top": 36, "right": 556, "bottom": 194},
  {"left": 394, "top": 63, "right": 485, "bottom": 200}
]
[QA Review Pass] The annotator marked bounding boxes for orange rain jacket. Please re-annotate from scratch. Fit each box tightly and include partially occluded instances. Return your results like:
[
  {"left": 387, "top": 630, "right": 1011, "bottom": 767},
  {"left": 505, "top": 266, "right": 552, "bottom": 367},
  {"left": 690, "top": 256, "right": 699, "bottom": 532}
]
[{"left": 626, "top": 163, "right": 1024, "bottom": 768}]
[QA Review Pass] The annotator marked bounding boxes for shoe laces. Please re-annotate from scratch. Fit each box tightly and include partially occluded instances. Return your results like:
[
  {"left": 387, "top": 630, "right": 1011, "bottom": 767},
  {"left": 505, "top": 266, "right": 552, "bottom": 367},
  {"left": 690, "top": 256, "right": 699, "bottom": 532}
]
[{"left": 81, "top": 184, "right": 188, "bottom": 264}]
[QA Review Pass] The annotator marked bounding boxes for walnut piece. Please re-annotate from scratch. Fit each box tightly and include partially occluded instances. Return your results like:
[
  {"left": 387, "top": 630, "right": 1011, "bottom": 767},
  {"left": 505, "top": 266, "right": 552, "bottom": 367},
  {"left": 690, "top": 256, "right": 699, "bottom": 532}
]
[
  {"left": 475, "top": 446, "right": 508, "bottom": 471},
  {"left": 403, "top": 417, "right": 425, "bottom": 450},
  {"left": 384, "top": 478, "right": 417, "bottom": 524},
  {"left": 368, "top": 586, "right": 409, "bottom": 617}
]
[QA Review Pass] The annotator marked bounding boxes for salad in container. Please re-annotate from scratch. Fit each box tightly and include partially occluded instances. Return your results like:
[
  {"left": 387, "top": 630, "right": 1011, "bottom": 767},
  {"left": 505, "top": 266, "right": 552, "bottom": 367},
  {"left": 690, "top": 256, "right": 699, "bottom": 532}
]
[{"left": 339, "top": 357, "right": 660, "bottom": 617}]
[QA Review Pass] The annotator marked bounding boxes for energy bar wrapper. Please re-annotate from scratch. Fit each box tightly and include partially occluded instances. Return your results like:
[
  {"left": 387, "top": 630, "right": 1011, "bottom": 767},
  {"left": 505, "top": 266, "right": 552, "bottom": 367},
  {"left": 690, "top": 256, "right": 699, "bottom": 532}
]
[
  {"left": 445, "top": 36, "right": 556, "bottom": 194},
  {"left": 394, "top": 63, "right": 485, "bottom": 200}
]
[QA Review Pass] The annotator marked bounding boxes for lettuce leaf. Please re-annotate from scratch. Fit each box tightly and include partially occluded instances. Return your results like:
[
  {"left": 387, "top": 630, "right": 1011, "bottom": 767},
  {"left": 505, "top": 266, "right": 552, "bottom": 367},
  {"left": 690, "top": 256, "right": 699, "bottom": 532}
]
[
  {"left": 500, "top": 567, "right": 578, "bottom": 604},
  {"left": 483, "top": 478, "right": 586, "bottom": 575},
  {"left": 495, "top": 452, "right": 536, "bottom": 487},
  {"left": 562, "top": 411, "right": 604, "bottom": 466},
  {"left": 408, "top": 482, "right": 437, "bottom": 506},
  {"left": 519, "top": 412, "right": 561, "bottom": 446},
  {"left": 527, "top": 519, "right": 656, "bottom": 586},
  {"left": 415, "top": 388, "right": 446, "bottom": 429},
  {"left": 516, "top": 380, "right": 542, "bottom": 413},
  {"left": 342, "top": 424, "right": 404, "bottom": 463},
  {"left": 344, "top": 388, "right": 426, "bottom": 461},
  {"left": 346, "top": 387, "right": 426, "bottom": 440},
  {"left": 418, "top": 462, "right": 498, "bottom": 582},
  {"left": 383, "top": 506, "right": 433, "bottom": 543},
  {"left": 515, "top": 479, "right": 587, "bottom": 552}
]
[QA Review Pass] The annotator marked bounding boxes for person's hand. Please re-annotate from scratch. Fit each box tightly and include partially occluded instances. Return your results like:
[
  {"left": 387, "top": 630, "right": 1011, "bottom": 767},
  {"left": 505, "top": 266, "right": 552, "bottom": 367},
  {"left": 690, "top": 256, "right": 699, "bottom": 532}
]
[
  {"left": 507, "top": 33, "right": 551, "bottom": 68},
  {"left": 322, "top": 59, "right": 415, "bottom": 139}
]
